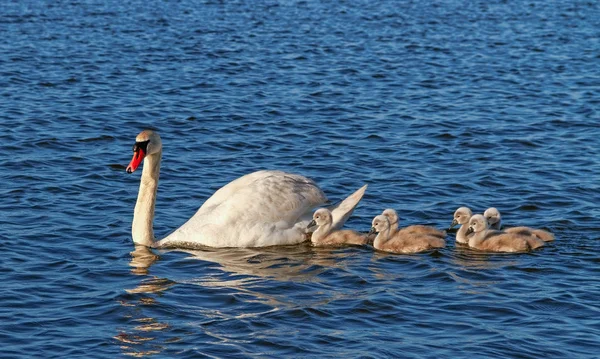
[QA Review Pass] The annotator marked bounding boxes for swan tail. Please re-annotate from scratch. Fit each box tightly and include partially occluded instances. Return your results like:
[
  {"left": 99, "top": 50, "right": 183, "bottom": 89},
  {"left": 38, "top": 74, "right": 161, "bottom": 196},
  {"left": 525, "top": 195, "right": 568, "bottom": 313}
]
[
  {"left": 525, "top": 236, "right": 545, "bottom": 249},
  {"left": 533, "top": 229, "right": 555, "bottom": 242},
  {"left": 328, "top": 184, "right": 368, "bottom": 231}
]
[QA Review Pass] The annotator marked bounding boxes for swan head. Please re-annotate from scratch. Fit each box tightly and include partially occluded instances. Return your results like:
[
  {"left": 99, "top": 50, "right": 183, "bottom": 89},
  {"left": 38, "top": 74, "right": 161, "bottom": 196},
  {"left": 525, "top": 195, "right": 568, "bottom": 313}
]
[
  {"left": 126, "top": 130, "right": 162, "bottom": 173},
  {"left": 484, "top": 207, "right": 501, "bottom": 226},
  {"left": 308, "top": 208, "right": 333, "bottom": 229},
  {"left": 465, "top": 214, "right": 487, "bottom": 236},
  {"left": 369, "top": 215, "right": 390, "bottom": 235},
  {"left": 450, "top": 206, "right": 472, "bottom": 229},
  {"left": 381, "top": 209, "right": 399, "bottom": 226}
]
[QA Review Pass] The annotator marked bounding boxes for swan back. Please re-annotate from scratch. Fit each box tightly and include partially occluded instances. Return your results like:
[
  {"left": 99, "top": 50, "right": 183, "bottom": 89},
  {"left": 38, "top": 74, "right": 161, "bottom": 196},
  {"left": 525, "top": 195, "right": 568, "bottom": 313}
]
[
  {"left": 400, "top": 225, "right": 446, "bottom": 239},
  {"left": 384, "top": 208, "right": 445, "bottom": 238},
  {"left": 505, "top": 227, "right": 555, "bottom": 242}
]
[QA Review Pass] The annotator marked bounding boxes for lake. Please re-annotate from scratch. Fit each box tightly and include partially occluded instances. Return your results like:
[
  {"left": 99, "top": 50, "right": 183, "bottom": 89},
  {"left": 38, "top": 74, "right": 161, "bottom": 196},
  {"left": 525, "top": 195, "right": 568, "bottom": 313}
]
[{"left": 1, "top": 0, "right": 599, "bottom": 358}]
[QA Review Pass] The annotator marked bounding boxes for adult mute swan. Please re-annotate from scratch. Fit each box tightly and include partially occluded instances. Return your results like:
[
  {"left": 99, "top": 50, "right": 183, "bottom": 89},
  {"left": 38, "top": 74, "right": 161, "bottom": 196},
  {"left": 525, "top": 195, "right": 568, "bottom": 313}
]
[{"left": 126, "top": 130, "right": 367, "bottom": 248}]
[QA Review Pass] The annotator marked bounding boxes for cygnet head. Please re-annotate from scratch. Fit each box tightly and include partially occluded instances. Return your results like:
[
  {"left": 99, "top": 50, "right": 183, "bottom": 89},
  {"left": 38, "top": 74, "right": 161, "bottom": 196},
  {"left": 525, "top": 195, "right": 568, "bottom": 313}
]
[
  {"left": 308, "top": 208, "right": 333, "bottom": 229},
  {"left": 450, "top": 207, "right": 473, "bottom": 229},
  {"left": 381, "top": 209, "right": 399, "bottom": 225},
  {"left": 369, "top": 215, "right": 390, "bottom": 235},
  {"left": 465, "top": 214, "right": 488, "bottom": 236},
  {"left": 484, "top": 207, "right": 501, "bottom": 226},
  {"left": 126, "top": 130, "right": 163, "bottom": 173}
]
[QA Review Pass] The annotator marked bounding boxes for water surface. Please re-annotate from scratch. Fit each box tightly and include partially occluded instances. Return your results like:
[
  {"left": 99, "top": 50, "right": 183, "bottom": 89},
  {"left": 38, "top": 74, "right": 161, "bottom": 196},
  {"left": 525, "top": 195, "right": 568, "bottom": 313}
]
[{"left": 1, "top": 0, "right": 599, "bottom": 358}]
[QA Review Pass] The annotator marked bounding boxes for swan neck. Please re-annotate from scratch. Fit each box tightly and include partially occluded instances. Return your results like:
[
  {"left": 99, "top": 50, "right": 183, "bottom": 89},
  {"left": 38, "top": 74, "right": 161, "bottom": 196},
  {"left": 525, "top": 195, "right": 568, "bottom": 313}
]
[
  {"left": 312, "top": 223, "right": 332, "bottom": 243},
  {"left": 132, "top": 151, "right": 161, "bottom": 246},
  {"left": 389, "top": 221, "right": 399, "bottom": 235},
  {"left": 374, "top": 227, "right": 391, "bottom": 249},
  {"left": 468, "top": 230, "right": 485, "bottom": 247},
  {"left": 456, "top": 223, "right": 469, "bottom": 243}
]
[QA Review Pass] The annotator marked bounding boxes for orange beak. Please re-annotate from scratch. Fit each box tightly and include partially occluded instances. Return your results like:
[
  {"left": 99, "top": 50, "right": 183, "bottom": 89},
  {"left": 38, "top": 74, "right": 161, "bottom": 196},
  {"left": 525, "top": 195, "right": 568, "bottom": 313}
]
[{"left": 126, "top": 148, "right": 146, "bottom": 173}]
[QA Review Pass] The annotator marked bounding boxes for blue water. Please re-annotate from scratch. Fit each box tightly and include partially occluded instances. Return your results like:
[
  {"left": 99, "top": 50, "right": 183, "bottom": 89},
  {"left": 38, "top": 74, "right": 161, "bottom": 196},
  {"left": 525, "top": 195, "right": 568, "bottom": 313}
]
[{"left": 1, "top": 0, "right": 600, "bottom": 357}]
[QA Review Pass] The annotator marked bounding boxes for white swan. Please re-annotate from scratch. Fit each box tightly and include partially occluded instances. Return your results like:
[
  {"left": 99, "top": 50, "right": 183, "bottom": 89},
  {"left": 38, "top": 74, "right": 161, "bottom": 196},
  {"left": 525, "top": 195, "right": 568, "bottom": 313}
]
[{"left": 126, "top": 130, "right": 368, "bottom": 248}]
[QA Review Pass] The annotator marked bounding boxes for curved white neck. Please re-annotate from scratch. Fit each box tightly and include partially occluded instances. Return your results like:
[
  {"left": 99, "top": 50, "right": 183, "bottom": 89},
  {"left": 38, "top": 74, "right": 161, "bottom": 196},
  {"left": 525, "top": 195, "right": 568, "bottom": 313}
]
[
  {"left": 312, "top": 223, "right": 332, "bottom": 243},
  {"left": 456, "top": 223, "right": 470, "bottom": 243},
  {"left": 374, "top": 227, "right": 391, "bottom": 249},
  {"left": 132, "top": 151, "right": 161, "bottom": 246},
  {"left": 468, "top": 229, "right": 487, "bottom": 247}
]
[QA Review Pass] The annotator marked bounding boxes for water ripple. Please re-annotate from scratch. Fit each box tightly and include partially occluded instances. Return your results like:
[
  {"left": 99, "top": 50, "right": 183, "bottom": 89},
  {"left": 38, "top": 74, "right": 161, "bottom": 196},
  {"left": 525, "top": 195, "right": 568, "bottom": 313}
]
[{"left": 1, "top": 0, "right": 600, "bottom": 358}]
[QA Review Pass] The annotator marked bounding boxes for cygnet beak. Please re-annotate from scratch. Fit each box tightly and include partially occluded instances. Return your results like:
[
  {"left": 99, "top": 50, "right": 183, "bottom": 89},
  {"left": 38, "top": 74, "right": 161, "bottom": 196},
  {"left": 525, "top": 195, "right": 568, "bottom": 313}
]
[
  {"left": 448, "top": 219, "right": 458, "bottom": 230},
  {"left": 465, "top": 227, "right": 474, "bottom": 236}
]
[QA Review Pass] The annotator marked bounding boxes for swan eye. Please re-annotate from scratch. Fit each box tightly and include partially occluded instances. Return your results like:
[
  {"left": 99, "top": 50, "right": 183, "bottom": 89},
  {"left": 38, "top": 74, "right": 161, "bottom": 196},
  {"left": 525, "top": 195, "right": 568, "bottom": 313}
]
[{"left": 133, "top": 140, "right": 150, "bottom": 153}]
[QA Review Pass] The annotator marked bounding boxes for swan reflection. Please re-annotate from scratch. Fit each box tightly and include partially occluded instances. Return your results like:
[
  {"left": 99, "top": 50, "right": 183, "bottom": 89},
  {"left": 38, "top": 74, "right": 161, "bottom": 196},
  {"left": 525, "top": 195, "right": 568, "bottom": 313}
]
[
  {"left": 115, "top": 246, "right": 174, "bottom": 357},
  {"left": 118, "top": 243, "right": 367, "bottom": 356},
  {"left": 128, "top": 245, "right": 159, "bottom": 276}
]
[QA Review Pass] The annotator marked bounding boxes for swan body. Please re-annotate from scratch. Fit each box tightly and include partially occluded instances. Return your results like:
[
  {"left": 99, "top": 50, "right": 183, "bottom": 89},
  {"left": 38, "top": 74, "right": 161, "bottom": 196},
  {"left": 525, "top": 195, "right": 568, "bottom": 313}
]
[
  {"left": 126, "top": 130, "right": 367, "bottom": 248},
  {"left": 466, "top": 214, "right": 544, "bottom": 252},
  {"left": 308, "top": 208, "right": 368, "bottom": 246},
  {"left": 484, "top": 207, "right": 554, "bottom": 242},
  {"left": 370, "top": 215, "right": 446, "bottom": 254},
  {"left": 449, "top": 207, "right": 473, "bottom": 244}
]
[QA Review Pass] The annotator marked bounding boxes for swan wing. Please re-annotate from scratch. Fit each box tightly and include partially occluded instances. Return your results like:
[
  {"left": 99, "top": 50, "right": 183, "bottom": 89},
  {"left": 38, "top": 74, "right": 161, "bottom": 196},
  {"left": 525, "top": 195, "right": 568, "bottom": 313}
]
[
  {"left": 157, "top": 170, "right": 328, "bottom": 248},
  {"left": 327, "top": 184, "right": 368, "bottom": 230},
  {"left": 202, "top": 170, "right": 328, "bottom": 224}
]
